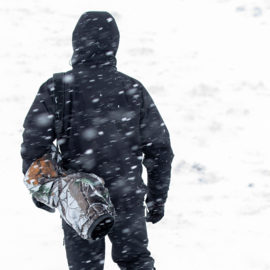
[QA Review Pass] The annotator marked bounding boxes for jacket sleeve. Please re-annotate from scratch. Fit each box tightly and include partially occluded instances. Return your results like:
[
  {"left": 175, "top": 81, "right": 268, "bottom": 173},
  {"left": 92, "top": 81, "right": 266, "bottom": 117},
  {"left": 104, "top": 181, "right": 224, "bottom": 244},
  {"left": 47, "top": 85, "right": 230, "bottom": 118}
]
[
  {"left": 21, "top": 78, "right": 56, "bottom": 174},
  {"left": 140, "top": 85, "right": 174, "bottom": 204}
]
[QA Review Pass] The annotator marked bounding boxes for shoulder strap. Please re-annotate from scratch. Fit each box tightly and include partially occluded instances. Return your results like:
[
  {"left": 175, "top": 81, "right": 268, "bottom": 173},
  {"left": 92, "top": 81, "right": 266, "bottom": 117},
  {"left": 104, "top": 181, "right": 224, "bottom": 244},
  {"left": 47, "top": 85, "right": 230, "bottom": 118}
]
[{"left": 53, "top": 72, "right": 65, "bottom": 140}]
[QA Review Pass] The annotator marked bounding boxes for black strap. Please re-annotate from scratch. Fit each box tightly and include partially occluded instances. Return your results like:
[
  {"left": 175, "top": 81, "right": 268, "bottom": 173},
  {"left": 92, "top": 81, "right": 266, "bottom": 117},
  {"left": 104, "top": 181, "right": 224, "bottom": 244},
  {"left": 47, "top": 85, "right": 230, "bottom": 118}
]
[{"left": 53, "top": 72, "right": 65, "bottom": 140}]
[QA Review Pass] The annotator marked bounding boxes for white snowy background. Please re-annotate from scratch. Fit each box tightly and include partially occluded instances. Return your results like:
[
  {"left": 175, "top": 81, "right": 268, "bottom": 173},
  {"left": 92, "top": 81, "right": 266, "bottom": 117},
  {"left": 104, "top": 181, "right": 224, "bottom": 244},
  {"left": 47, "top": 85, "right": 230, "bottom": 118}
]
[{"left": 1, "top": 0, "right": 270, "bottom": 269}]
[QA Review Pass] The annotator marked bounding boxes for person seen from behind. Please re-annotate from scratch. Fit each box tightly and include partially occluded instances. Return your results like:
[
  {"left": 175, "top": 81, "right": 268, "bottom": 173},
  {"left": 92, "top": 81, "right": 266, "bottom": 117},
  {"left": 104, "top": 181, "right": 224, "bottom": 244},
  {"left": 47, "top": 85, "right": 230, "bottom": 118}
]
[{"left": 21, "top": 11, "right": 174, "bottom": 270}]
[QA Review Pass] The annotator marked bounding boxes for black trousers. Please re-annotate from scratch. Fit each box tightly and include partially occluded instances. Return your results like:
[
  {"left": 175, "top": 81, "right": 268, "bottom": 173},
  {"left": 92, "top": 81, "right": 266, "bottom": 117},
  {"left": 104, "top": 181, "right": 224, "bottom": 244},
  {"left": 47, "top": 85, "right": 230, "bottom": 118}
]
[{"left": 62, "top": 205, "right": 155, "bottom": 270}]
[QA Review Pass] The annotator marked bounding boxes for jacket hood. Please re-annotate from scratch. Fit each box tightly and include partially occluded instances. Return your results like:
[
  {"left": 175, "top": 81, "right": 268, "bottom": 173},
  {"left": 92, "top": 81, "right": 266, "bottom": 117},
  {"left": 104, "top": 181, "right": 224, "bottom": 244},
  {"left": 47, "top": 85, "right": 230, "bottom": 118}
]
[{"left": 71, "top": 12, "right": 120, "bottom": 67}]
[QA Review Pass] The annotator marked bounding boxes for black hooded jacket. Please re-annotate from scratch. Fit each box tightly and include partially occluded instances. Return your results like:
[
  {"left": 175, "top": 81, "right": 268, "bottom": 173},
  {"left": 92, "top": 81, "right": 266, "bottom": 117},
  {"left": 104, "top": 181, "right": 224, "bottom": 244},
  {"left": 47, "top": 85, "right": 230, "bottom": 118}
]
[{"left": 21, "top": 12, "right": 174, "bottom": 210}]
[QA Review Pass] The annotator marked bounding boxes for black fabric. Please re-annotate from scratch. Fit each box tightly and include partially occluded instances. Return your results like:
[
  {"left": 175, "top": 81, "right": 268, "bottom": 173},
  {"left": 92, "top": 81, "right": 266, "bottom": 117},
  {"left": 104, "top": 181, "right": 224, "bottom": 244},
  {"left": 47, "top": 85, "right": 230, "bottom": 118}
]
[
  {"left": 145, "top": 197, "right": 164, "bottom": 224},
  {"left": 70, "top": 11, "right": 119, "bottom": 67},
  {"left": 53, "top": 72, "right": 65, "bottom": 138},
  {"left": 21, "top": 11, "right": 174, "bottom": 211},
  {"left": 62, "top": 205, "right": 154, "bottom": 270}
]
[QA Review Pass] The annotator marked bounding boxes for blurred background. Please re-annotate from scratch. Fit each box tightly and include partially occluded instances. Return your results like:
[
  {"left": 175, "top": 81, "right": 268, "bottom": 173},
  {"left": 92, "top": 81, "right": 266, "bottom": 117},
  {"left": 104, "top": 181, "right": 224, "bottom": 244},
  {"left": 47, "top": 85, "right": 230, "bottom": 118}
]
[{"left": 0, "top": 0, "right": 270, "bottom": 269}]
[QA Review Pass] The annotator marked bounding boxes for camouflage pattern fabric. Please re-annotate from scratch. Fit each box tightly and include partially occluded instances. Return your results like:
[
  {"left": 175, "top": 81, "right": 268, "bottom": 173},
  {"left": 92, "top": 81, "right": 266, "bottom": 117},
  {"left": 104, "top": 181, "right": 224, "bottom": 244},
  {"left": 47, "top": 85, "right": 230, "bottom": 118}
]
[{"left": 23, "top": 144, "right": 115, "bottom": 240}]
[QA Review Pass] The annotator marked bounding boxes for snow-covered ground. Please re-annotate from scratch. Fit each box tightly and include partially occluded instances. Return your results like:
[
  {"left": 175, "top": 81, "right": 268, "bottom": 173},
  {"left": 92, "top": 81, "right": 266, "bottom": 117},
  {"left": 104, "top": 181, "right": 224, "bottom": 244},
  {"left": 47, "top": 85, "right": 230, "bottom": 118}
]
[{"left": 1, "top": 0, "right": 270, "bottom": 269}]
